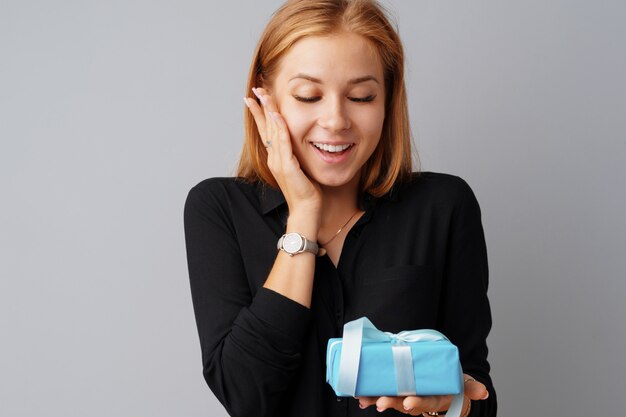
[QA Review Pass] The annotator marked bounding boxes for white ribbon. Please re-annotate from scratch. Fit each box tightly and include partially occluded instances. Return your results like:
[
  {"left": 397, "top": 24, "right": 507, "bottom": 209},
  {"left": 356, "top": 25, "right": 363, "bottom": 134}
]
[{"left": 337, "top": 317, "right": 464, "bottom": 417}]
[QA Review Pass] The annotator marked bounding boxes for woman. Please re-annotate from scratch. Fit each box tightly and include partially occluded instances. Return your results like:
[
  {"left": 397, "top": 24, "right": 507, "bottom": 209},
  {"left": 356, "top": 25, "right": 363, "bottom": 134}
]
[{"left": 184, "top": 0, "right": 496, "bottom": 416}]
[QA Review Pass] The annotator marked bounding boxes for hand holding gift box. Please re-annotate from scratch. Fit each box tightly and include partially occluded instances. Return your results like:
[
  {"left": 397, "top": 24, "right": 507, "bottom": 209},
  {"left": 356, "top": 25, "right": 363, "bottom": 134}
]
[{"left": 327, "top": 317, "right": 481, "bottom": 417}]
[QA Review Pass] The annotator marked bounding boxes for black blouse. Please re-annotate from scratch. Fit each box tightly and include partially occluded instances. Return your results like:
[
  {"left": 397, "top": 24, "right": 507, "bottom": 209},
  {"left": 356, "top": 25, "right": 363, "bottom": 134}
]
[{"left": 183, "top": 171, "right": 497, "bottom": 417}]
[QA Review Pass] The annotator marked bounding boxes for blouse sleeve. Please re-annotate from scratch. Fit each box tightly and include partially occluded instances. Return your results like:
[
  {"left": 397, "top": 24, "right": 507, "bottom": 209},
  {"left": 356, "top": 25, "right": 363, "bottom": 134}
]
[
  {"left": 183, "top": 180, "right": 313, "bottom": 417},
  {"left": 437, "top": 177, "right": 497, "bottom": 417}
]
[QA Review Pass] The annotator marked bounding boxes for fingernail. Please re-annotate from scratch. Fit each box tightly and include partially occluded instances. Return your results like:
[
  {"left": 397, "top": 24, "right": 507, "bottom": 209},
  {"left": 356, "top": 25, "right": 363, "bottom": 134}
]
[
  {"left": 269, "top": 111, "right": 278, "bottom": 121},
  {"left": 376, "top": 407, "right": 384, "bottom": 412},
  {"left": 243, "top": 97, "right": 250, "bottom": 108},
  {"left": 482, "top": 391, "right": 489, "bottom": 400},
  {"left": 252, "top": 88, "right": 263, "bottom": 102},
  {"left": 359, "top": 403, "right": 365, "bottom": 409},
  {"left": 403, "top": 405, "right": 413, "bottom": 411}
]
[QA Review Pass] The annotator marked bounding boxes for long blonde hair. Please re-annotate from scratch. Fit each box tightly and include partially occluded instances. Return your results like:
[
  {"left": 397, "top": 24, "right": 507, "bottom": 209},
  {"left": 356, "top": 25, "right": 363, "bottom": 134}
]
[{"left": 237, "top": 0, "right": 417, "bottom": 197}]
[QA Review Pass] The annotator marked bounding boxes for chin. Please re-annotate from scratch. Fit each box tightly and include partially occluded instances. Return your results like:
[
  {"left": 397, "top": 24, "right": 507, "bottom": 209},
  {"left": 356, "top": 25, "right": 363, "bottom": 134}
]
[{"left": 310, "top": 170, "right": 359, "bottom": 189}]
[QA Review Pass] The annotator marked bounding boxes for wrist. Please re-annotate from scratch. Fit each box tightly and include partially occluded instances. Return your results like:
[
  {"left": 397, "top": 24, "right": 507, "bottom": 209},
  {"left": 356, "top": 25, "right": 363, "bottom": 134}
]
[
  {"left": 288, "top": 204, "right": 321, "bottom": 220},
  {"left": 286, "top": 211, "right": 320, "bottom": 241}
]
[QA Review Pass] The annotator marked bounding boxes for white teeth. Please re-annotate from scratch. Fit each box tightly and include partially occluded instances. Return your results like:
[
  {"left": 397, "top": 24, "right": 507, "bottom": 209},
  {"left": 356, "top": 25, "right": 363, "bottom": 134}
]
[{"left": 312, "top": 143, "right": 352, "bottom": 153}]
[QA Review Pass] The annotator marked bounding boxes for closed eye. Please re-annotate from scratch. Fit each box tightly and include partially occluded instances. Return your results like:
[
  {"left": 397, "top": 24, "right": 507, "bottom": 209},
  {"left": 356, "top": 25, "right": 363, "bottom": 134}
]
[
  {"left": 293, "top": 95, "right": 376, "bottom": 103},
  {"left": 293, "top": 95, "right": 320, "bottom": 103},
  {"left": 350, "top": 95, "right": 376, "bottom": 103}
]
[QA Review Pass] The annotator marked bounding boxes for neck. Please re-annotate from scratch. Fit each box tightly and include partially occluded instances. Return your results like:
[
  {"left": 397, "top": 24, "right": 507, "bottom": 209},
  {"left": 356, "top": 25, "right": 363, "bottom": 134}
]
[{"left": 319, "top": 175, "right": 361, "bottom": 228}]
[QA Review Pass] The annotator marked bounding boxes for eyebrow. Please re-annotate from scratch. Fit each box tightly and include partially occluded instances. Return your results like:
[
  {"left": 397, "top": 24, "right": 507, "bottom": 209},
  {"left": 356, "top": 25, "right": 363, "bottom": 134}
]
[{"left": 288, "top": 73, "right": 380, "bottom": 85}]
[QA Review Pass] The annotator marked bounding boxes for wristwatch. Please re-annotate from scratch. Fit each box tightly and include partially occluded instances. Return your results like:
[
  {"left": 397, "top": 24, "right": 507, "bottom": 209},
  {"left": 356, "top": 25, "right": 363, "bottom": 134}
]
[{"left": 277, "top": 233, "right": 319, "bottom": 256}]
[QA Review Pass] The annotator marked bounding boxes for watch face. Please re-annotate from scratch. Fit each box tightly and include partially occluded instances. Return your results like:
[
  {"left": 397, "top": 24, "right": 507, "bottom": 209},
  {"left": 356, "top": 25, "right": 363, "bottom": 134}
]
[{"left": 283, "top": 233, "right": 303, "bottom": 253}]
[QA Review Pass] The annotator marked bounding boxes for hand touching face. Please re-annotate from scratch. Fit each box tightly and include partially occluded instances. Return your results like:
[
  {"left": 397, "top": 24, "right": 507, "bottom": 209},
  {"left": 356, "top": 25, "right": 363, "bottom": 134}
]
[{"left": 244, "top": 87, "right": 323, "bottom": 218}]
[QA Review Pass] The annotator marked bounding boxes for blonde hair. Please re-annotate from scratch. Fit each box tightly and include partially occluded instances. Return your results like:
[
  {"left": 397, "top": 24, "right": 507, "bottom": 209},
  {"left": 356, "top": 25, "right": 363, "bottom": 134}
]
[{"left": 236, "top": 0, "right": 418, "bottom": 197}]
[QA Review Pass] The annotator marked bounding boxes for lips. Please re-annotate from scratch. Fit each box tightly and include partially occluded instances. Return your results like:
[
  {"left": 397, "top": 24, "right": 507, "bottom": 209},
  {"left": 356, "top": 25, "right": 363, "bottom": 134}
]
[
  {"left": 311, "top": 142, "right": 353, "bottom": 153},
  {"left": 309, "top": 141, "right": 355, "bottom": 163}
]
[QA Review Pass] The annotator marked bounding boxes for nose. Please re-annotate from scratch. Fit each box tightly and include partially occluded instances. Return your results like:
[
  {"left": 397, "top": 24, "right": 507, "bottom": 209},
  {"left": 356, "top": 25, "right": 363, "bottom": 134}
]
[{"left": 317, "top": 97, "right": 351, "bottom": 133}]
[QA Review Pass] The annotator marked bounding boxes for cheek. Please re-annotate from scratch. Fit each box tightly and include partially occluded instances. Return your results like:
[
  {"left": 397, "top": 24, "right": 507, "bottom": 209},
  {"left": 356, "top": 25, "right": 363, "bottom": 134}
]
[
  {"left": 355, "top": 107, "right": 385, "bottom": 141},
  {"left": 280, "top": 108, "right": 313, "bottom": 142}
]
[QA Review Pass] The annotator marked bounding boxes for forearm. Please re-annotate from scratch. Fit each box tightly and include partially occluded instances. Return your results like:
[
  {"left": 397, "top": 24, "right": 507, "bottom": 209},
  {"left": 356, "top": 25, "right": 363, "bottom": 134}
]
[{"left": 263, "top": 211, "right": 319, "bottom": 309}]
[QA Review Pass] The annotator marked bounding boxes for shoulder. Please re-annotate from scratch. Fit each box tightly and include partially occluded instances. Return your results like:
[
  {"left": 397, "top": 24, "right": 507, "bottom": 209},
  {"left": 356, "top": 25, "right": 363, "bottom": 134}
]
[
  {"left": 185, "top": 177, "right": 260, "bottom": 214},
  {"left": 187, "top": 176, "right": 258, "bottom": 199},
  {"left": 393, "top": 171, "right": 479, "bottom": 207}
]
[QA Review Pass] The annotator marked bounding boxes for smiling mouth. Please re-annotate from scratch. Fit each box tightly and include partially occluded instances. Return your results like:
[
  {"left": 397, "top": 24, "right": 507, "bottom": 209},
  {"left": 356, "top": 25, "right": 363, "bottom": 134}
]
[{"left": 311, "top": 142, "right": 354, "bottom": 155}]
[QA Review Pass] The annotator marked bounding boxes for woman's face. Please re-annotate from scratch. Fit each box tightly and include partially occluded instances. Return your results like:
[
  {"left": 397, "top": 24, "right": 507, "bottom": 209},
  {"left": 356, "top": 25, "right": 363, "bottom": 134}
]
[{"left": 267, "top": 32, "right": 386, "bottom": 189}]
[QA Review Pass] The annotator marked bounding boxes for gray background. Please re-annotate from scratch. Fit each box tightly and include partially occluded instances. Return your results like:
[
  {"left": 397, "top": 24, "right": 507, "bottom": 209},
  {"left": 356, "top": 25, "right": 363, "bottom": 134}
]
[{"left": 1, "top": 0, "right": 625, "bottom": 416}]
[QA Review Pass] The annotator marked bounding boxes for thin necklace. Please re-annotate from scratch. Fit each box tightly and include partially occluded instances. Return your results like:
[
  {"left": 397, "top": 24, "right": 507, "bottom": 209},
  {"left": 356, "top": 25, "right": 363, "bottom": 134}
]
[{"left": 319, "top": 209, "right": 361, "bottom": 247}]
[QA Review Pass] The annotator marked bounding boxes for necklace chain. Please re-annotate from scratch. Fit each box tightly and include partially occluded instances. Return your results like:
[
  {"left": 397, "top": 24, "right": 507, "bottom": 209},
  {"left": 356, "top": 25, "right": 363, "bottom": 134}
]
[{"left": 319, "top": 209, "right": 361, "bottom": 247}]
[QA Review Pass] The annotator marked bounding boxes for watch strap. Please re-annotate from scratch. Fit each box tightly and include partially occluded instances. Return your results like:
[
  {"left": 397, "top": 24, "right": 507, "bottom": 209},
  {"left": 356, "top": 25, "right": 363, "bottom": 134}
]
[{"left": 301, "top": 236, "right": 319, "bottom": 255}]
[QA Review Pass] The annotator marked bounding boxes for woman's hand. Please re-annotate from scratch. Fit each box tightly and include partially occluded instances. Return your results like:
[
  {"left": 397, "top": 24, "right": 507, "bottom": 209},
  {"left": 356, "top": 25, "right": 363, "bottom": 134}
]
[
  {"left": 356, "top": 374, "right": 489, "bottom": 416},
  {"left": 244, "top": 87, "right": 322, "bottom": 220}
]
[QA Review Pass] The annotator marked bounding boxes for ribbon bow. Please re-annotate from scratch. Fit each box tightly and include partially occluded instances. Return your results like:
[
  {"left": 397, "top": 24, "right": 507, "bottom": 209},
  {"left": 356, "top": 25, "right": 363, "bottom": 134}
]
[
  {"left": 384, "top": 329, "right": 449, "bottom": 344},
  {"left": 337, "top": 317, "right": 464, "bottom": 417}
]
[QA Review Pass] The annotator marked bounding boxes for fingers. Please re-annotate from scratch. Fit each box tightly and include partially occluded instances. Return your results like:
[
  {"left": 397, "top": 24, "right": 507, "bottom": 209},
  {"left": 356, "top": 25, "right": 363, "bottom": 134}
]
[
  {"left": 269, "top": 107, "right": 298, "bottom": 174},
  {"left": 400, "top": 395, "right": 452, "bottom": 415},
  {"left": 356, "top": 396, "right": 377, "bottom": 409},
  {"left": 253, "top": 88, "right": 287, "bottom": 149},
  {"left": 243, "top": 86, "right": 277, "bottom": 148},
  {"left": 254, "top": 88, "right": 291, "bottom": 146},
  {"left": 356, "top": 395, "right": 452, "bottom": 415},
  {"left": 252, "top": 87, "right": 272, "bottom": 134},
  {"left": 243, "top": 94, "right": 267, "bottom": 144},
  {"left": 249, "top": 88, "right": 279, "bottom": 170},
  {"left": 245, "top": 87, "right": 274, "bottom": 148},
  {"left": 247, "top": 87, "right": 297, "bottom": 174},
  {"left": 463, "top": 374, "right": 489, "bottom": 400}
]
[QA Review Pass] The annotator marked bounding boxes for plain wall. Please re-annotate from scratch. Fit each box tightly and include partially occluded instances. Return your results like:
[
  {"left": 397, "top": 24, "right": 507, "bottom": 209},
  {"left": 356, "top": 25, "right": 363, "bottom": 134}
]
[{"left": 1, "top": 0, "right": 625, "bottom": 415}]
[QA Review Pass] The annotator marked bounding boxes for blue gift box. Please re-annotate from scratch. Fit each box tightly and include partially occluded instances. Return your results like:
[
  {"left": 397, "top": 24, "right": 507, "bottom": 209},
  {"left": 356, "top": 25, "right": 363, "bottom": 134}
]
[{"left": 326, "top": 318, "right": 465, "bottom": 417}]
